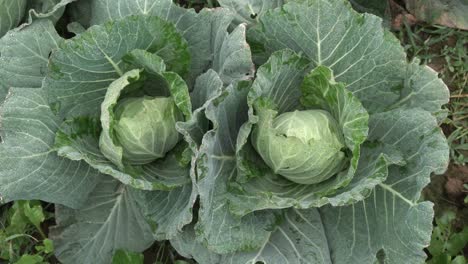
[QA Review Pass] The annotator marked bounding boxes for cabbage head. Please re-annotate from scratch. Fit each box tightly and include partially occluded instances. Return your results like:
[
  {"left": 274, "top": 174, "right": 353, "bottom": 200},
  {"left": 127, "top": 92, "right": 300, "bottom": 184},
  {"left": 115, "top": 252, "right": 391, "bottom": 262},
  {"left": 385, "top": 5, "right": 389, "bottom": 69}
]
[
  {"left": 251, "top": 109, "right": 346, "bottom": 184},
  {"left": 108, "top": 96, "right": 183, "bottom": 165}
]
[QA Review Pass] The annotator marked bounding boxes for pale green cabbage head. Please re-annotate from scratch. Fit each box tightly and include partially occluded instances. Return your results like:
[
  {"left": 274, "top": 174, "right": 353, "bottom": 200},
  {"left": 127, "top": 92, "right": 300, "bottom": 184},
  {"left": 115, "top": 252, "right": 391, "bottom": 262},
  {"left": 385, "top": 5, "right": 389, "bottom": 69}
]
[
  {"left": 251, "top": 109, "right": 346, "bottom": 184},
  {"left": 113, "top": 96, "right": 183, "bottom": 165}
]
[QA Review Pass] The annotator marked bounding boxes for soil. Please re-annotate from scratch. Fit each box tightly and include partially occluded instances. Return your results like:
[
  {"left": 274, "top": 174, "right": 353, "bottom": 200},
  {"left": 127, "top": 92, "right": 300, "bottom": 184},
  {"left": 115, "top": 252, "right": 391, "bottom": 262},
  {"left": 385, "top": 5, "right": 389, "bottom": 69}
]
[{"left": 424, "top": 164, "right": 468, "bottom": 230}]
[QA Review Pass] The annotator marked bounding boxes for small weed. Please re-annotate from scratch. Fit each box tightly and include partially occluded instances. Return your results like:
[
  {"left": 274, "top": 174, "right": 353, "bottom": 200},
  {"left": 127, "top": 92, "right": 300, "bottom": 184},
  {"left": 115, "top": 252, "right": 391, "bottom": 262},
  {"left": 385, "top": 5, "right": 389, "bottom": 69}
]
[
  {"left": 427, "top": 211, "right": 468, "bottom": 264},
  {"left": 0, "top": 201, "right": 55, "bottom": 264}
]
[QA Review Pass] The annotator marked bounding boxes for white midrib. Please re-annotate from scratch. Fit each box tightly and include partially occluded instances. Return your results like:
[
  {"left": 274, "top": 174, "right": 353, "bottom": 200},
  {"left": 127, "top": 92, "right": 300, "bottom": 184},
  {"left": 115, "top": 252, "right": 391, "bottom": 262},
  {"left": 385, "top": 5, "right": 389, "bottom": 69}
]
[
  {"left": 316, "top": 0, "right": 322, "bottom": 64},
  {"left": 95, "top": 43, "right": 123, "bottom": 76},
  {"left": 249, "top": 232, "right": 272, "bottom": 263},
  {"left": 378, "top": 183, "right": 416, "bottom": 206}
]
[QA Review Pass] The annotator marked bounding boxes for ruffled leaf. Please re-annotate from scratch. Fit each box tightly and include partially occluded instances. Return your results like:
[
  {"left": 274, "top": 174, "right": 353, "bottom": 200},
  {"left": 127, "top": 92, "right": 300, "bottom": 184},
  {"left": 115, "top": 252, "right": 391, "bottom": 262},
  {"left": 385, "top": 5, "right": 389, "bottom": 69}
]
[
  {"left": 67, "top": 0, "right": 241, "bottom": 86},
  {"left": 0, "top": 88, "right": 100, "bottom": 208},
  {"left": 50, "top": 178, "right": 154, "bottom": 264},
  {"left": 0, "top": 19, "right": 61, "bottom": 102},
  {"left": 172, "top": 209, "right": 332, "bottom": 264},
  {"left": 195, "top": 82, "right": 278, "bottom": 254},
  {"left": 132, "top": 181, "right": 197, "bottom": 240},
  {"left": 45, "top": 15, "right": 190, "bottom": 119},
  {"left": 0, "top": 0, "right": 27, "bottom": 37},
  {"left": 319, "top": 109, "right": 449, "bottom": 264},
  {"left": 248, "top": 0, "right": 448, "bottom": 114},
  {"left": 217, "top": 0, "right": 285, "bottom": 25}
]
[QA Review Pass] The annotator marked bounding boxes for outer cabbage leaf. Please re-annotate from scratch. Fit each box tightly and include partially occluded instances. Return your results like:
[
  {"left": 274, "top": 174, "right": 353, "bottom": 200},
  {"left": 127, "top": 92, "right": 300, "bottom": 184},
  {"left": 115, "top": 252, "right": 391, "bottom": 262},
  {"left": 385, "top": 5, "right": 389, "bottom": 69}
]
[
  {"left": 217, "top": 0, "right": 285, "bottom": 26},
  {"left": 175, "top": 22, "right": 255, "bottom": 155},
  {"left": 248, "top": 0, "right": 449, "bottom": 114},
  {"left": 50, "top": 178, "right": 154, "bottom": 264},
  {"left": 0, "top": 0, "right": 74, "bottom": 38},
  {"left": 123, "top": 49, "right": 184, "bottom": 80},
  {"left": 45, "top": 15, "right": 190, "bottom": 119},
  {"left": 195, "top": 82, "right": 279, "bottom": 254},
  {"left": 0, "top": 88, "right": 100, "bottom": 208},
  {"left": 0, "top": 0, "right": 28, "bottom": 37},
  {"left": 67, "top": 0, "right": 254, "bottom": 86},
  {"left": 319, "top": 108, "right": 449, "bottom": 264},
  {"left": 67, "top": 0, "right": 177, "bottom": 27},
  {"left": 0, "top": 19, "right": 61, "bottom": 103},
  {"left": 176, "top": 70, "right": 224, "bottom": 154},
  {"left": 387, "top": 58, "right": 450, "bottom": 114},
  {"left": 171, "top": 225, "right": 221, "bottom": 264},
  {"left": 172, "top": 208, "right": 331, "bottom": 264},
  {"left": 0, "top": 0, "right": 76, "bottom": 102},
  {"left": 211, "top": 24, "right": 255, "bottom": 85},
  {"left": 132, "top": 177, "right": 197, "bottom": 240},
  {"left": 25, "top": 0, "right": 74, "bottom": 24}
]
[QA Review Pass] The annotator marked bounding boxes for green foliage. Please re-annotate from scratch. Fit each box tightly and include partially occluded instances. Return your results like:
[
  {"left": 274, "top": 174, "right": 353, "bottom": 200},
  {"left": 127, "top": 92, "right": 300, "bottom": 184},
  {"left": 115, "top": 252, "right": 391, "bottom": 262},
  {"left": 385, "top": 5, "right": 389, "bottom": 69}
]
[
  {"left": 112, "top": 249, "right": 144, "bottom": 264},
  {"left": 447, "top": 127, "right": 468, "bottom": 165},
  {"left": 0, "top": 202, "right": 53, "bottom": 263},
  {"left": 14, "top": 254, "right": 43, "bottom": 264},
  {"left": 465, "top": 184, "right": 468, "bottom": 204},
  {"left": 427, "top": 211, "right": 468, "bottom": 264}
]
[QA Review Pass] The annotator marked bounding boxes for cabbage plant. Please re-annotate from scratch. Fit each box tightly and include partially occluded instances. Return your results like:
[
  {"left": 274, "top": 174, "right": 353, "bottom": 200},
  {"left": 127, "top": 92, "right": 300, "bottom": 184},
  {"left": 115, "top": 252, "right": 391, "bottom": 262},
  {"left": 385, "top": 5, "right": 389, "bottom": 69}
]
[
  {"left": 170, "top": 0, "right": 450, "bottom": 263},
  {"left": 0, "top": 0, "right": 254, "bottom": 262}
]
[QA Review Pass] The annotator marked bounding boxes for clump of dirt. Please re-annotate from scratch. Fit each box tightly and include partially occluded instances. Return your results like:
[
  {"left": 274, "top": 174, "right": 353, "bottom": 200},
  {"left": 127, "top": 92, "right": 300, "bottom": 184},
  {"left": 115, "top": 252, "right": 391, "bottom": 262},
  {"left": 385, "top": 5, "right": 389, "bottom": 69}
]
[
  {"left": 424, "top": 165, "right": 468, "bottom": 230},
  {"left": 446, "top": 166, "right": 468, "bottom": 197}
]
